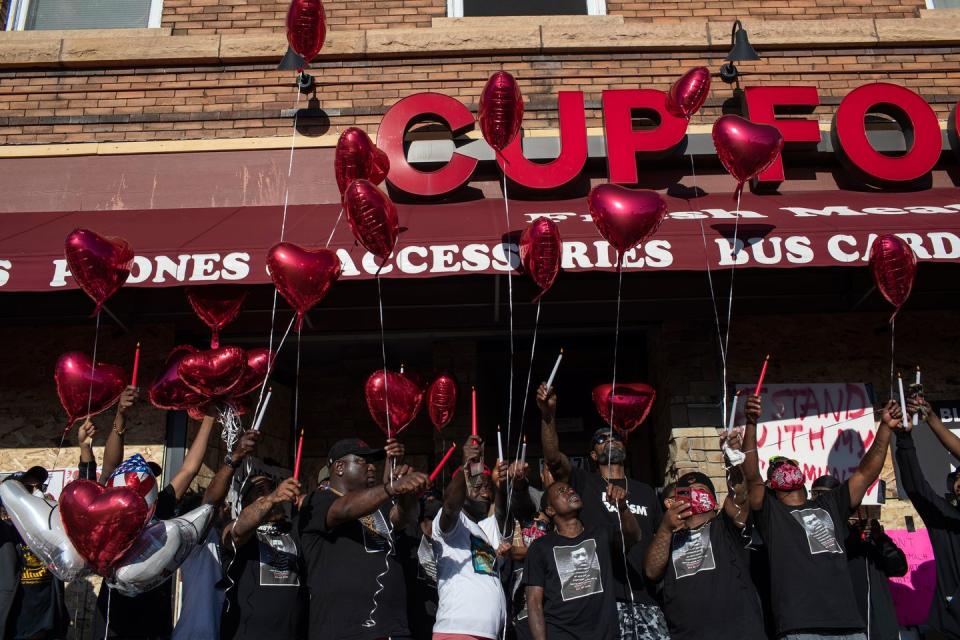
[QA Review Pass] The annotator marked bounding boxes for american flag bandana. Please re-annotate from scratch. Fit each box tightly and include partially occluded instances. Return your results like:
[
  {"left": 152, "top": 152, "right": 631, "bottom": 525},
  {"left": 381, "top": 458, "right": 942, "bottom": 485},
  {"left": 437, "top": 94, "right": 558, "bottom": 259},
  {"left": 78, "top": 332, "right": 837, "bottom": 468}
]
[{"left": 107, "top": 454, "right": 158, "bottom": 522}]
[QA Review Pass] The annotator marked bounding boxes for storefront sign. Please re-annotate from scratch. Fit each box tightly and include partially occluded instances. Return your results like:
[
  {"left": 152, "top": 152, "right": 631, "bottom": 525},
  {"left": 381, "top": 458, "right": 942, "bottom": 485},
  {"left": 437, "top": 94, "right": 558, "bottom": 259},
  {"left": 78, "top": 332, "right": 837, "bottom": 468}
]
[
  {"left": 379, "top": 82, "right": 951, "bottom": 196},
  {"left": 734, "top": 382, "right": 881, "bottom": 504},
  {"left": 2, "top": 189, "right": 960, "bottom": 290}
]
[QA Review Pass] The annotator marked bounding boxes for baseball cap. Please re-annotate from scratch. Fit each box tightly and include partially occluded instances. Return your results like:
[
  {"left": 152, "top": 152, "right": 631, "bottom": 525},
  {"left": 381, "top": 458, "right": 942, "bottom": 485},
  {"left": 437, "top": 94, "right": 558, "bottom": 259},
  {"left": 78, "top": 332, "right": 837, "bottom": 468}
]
[
  {"left": 14, "top": 466, "right": 49, "bottom": 486},
  {"left": 677, "top": 471, "right": 716, "bottom": 495},
  {"left": 812, "top": 475, "right": 841, "bottom": 492},
  {"left": 327, "top": 438, "right": 385, "bottom": 465}
]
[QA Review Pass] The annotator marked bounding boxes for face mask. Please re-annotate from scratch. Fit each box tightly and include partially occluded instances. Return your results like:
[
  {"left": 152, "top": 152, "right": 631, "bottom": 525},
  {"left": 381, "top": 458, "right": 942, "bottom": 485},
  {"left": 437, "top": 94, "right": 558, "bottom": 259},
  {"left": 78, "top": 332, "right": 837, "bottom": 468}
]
[
  {"left": 463, "top": 497, "right": 489, "bottom": 521},
  {"left": 769, "top": 463, "right": 805, "bottom": 491},
  {"left": 681, "top": 488, "right": 717, "bottom": 515}
]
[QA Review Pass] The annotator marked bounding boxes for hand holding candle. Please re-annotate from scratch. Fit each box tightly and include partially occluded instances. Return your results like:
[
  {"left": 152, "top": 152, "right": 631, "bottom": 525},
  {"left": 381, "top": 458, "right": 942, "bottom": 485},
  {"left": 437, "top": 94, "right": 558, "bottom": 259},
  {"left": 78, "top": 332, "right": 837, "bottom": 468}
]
[
  {"left": 429, "top": 443, "right": 457, "bottom": 483},
  {"left": 546, "top": 349, "right": 563, "bottom": 391},
  {"left": 913, "top": 366, "right": 921, "bottom": 427},
  {"left": 131, "top": 342, "right": 141, "bottom": 388}
]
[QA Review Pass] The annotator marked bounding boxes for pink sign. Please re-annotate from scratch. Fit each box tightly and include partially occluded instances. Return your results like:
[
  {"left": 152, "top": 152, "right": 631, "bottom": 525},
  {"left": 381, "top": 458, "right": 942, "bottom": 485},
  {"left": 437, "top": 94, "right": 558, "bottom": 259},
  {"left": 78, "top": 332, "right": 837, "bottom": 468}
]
[{"left": 886, "top": 529, "right": 936, "bottom": 627}]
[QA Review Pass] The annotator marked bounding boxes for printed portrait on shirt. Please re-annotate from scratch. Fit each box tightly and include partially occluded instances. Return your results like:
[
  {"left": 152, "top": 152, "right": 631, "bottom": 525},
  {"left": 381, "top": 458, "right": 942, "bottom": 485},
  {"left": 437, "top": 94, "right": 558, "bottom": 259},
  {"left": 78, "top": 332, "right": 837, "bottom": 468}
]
[
  {"left": 257, "top": 531, "right": 300, "bottom": 586},
  {"left": 553, "top": 538, "right": 603, "bottom": 601},
  {"left": 360, "top": 509, "right": 391, "bottom": 553},
  {"left": 470, "top": 534, "right": 497, "bottom": 576},
  {"left": 791, "top": 507, "right": 843, "bottom": 555},
  {"left": 671, "top": 522, "right": 716, "bottom": 579}
]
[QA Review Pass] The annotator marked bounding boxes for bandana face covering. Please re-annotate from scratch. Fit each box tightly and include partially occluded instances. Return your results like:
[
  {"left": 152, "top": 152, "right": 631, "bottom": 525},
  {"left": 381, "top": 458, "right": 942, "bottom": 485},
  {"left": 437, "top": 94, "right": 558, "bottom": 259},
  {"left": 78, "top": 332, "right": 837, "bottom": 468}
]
[
  {"left": 682, "top": 488, "right": 717, "bottom": 515},
  {"left": 769, "top": 462, "right": 805, "bottom": 491}
]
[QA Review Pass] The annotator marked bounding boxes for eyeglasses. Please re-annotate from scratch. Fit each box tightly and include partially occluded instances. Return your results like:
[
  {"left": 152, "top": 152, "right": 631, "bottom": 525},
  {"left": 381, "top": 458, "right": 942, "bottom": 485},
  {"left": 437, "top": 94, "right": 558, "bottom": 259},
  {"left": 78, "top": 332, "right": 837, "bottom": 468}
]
[{"left": 593, "top": 432, "right": 620, "bottom": 446}]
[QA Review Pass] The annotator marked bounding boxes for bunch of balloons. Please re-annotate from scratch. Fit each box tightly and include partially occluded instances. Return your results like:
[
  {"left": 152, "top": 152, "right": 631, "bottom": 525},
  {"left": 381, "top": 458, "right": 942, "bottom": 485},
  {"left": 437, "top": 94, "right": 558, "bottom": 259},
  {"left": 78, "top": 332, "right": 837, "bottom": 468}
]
[
  {"left": 365, "top": 369, "right": 459, "bottom": 435},
  {"left": 0, "top": 458, "right": 212, "bottom": 594}
]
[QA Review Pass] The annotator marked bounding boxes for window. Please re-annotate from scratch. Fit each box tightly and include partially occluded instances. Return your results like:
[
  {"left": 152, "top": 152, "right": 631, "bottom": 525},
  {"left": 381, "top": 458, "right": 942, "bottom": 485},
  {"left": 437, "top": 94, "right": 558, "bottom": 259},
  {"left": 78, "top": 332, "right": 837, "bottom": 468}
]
[
  {"left": 448, "top": 0, "right": 606, "bottom": 17},
  {"left": 5, "top": 0, "right": 162, "bottom": 30},
  {"left": 926, "top": 0, "right": 960, "bottom": 7}
]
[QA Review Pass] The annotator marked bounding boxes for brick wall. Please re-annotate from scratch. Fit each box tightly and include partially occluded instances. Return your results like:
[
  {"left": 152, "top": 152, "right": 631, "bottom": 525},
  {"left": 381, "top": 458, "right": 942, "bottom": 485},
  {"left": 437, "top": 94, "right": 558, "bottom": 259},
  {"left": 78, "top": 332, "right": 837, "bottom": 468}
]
[
  {"left": 1, "top": 46, "right": 958, "bottom": 145},
  {"left": 606, "top": 0, "right": 924, "bottom": 22},
  {"left": 162, "top": 0, "right": 447, "bottom": 35},
  {"left": 160, "top": 0, "right": 926, "bottom": 35}
]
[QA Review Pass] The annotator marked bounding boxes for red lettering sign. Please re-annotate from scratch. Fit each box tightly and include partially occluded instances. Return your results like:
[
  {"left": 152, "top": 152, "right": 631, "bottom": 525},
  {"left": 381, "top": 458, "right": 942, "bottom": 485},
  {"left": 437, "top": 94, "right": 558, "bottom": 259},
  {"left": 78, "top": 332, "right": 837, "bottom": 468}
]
[
  {"left": 499, "top": 91, "right": 588, "bottom": 189},
  {"left": 745, "top": 86, "right": 821, "bottom": 185},
  {"left": 832, "top": 82, "right": 941, "bottom": 184},
  {"left": 602, "top": 89, "right": 687, "bottom": 184},
  {"left": 377, "top": 92, "right": 478, "bottom": 197}
]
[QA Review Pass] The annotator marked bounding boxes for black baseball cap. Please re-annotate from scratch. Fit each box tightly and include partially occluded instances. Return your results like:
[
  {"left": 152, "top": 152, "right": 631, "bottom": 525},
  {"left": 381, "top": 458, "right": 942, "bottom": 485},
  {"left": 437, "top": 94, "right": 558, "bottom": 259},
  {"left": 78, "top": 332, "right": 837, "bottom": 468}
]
[
  {"left": 677, "top": 471, "right": 716, "bottom": 495},
  {"left": 812, "top": 475, "right": 841, "bottom": 492},
  {"left": 13, "top": 466, "right": 48, "bottom": 486},
  {"left": 327, "top": 438, "right": 385, "bottom": 465}
]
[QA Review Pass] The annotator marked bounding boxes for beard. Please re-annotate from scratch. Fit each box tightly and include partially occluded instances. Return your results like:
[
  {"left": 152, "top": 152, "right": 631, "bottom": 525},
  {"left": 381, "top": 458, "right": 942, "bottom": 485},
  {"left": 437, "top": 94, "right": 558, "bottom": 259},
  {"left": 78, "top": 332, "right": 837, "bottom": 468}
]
[
  {"left": 463, "top": 497, "right": 490, "bottom": 521},
  {"left": 597, "top": 446, "right": 626, "bottom": 465}
]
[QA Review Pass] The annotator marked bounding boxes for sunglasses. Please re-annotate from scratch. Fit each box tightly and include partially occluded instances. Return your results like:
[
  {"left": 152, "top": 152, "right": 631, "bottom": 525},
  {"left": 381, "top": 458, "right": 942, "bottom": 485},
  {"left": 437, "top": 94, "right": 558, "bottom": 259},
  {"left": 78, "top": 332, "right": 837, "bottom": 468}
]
[{"left": 593, "top": 432, "right": 621, "bottom": 446}]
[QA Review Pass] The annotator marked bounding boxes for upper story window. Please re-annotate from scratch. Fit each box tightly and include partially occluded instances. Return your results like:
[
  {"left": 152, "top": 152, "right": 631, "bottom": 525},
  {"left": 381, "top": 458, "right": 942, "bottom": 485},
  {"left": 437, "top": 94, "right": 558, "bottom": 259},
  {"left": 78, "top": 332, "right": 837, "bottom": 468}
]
[
  {"left": 5, "top": 0, "right": 162, "bottom": 30},
  {"left": 926, "top": 0, "right": 960, "bottom": 7},
  {"left": 448, "top": 0, "right": 606, "bottom": 16}
]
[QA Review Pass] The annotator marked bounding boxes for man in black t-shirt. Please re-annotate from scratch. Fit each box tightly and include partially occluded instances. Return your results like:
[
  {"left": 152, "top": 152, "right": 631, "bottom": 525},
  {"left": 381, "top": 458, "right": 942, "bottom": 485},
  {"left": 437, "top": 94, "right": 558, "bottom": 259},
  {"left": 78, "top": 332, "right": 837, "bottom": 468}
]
[
  {"left": 220, "top": 473, "right": 305, "bottom": 640},
  {"left": 742, "top": 393, "right": 901, "bottom": 640},
  {"left": 297, "top": 438, "right": 428, "bottom": 640},
  {"left": 643, "top": 432, "right": 765, "bottom": 640},
  {"left": 536, "top": 383, "right": 667, "bottom": 640},
  {"left": 524, "top": 480, "right": 637, "bottom": 640}
]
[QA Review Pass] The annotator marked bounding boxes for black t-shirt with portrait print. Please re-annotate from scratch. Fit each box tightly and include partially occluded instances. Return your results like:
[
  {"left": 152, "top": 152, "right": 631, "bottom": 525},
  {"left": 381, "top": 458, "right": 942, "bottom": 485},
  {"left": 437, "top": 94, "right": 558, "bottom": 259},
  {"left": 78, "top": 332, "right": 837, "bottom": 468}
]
[
  {"left": 755, "top": 482, "right": 865, "bottom": 636},
  {"left": 661, "top": 511, "right": 766, "bottom": 640},
  {"left": 220, "top": 522, "right": 305, "bottom": 640},
  {"left": 568, "top": 466, "right": 661, "bottom": 604},
  {"left": 523, "top": 525, "right": 618, "bottom": 640},
  {"left": 8, "top": 529, "right": 68, "bottom": 640},
  {"left": 296, "top": 488, "right": 409, "bottom": 640}
]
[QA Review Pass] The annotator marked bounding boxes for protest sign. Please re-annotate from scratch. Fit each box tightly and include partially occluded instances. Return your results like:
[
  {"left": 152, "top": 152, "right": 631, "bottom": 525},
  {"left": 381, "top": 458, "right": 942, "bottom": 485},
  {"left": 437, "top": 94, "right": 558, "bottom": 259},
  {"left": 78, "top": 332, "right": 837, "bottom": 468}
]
[{"left": 886, "top": 528, "right": 936, "bottom": 627}]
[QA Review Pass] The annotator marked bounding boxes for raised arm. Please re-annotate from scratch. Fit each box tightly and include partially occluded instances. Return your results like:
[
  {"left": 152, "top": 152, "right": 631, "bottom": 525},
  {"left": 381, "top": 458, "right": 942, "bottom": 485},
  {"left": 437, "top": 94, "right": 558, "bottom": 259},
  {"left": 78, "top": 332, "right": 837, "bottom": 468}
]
[
  {"left": 911, "top": 397, "right": 960, "bottom": 460},
  {"left": 537, "top": 383, "right": 571, "bottom": 484},
  {"left": 99, "top": 386, "right": 138, "bottom": 482},
  {"left": 223, "top": 477, "right": 300, "bottom": 548},
  {"left": 324, "top": 471, "right": 427, "bottom": 531},
  {"left": 77, "top": 419, "right": 98, "bottom": 480},
  {"left": 741, "top": 394, "right": 765, "bottom": 511},
  {"left": 643, "top": 501, "right": 690, "bottom": 582},
  {"left": 722, "top": 429, "right": 749, "bottom": 528},
  {"left": 439, "top": 438, "right": 476, "bottom": 533},
  {"left": 168, "top": 409, "right": 217, "bottom": 500},
  {"left": 894, "top": 422, "right": 960, "bottom": 527},
  {"left": 203, "top": 430, "right": 259, "bottom": 505},
  {"left": 847, "top": 399, "right": 898, "bottom": 508}
]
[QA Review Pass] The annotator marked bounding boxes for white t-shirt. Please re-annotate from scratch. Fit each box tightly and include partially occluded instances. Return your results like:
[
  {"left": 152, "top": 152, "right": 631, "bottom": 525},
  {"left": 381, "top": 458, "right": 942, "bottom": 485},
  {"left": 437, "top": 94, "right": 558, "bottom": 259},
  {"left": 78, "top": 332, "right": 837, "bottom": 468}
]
[
  {"left": 171, "top": 529, "right": 225, "bottom": 640},
  {"left": 432, "top": 510, "right": 506, "bottom": 639}
]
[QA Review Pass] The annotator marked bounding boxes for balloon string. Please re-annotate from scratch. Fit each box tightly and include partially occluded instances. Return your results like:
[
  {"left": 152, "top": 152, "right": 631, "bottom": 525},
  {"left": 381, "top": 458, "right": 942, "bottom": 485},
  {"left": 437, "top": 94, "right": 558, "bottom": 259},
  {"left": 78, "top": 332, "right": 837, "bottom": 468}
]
[
  {"left": 103, "top": 586, "right": 111, "bottom": 640},
  {"left": 890, "top": 316, "right": 896, "bottom": 401},
  {"left": 609, "top": 261, "right": 624, "bottom": 440},
  {"left": 86, "top": 310, "right": 102, "bottom": 419},
  {"left": 294, "top": 328, "right": 302, "bottom": 440},
  {"left": 325, "top": 207, "right": 344, "bottom": 248},
  {"left": 503, "top": 298, "right": 541, "bottom": 539},
  {"left": 690, "top": 153, "right": 727, "bottom": 388},
  {"left": 376, "top": 274, "right": 394, "bottom": 484},
  {"left": 252, "top": 315, "right": 296, "bottom": 426},
  {"left": 721, "top": 189, "right": 743, "bottom": 430},
  {"left": 502, "top": 171, "right": 516, "bottom": 485},
  {"left": 362, "top": 509, "right": 395, "bottom": 630}
]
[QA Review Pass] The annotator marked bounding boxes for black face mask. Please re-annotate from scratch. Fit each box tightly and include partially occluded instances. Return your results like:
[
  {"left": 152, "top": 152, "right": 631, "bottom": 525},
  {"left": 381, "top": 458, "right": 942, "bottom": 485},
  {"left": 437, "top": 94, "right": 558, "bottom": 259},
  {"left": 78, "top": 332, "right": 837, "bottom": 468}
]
[
  {"left": 596, "top": 446, "right": 626, "bottom": 465},
  {"left": 463, "top": 497, "right": 489, "bottom": 521}
]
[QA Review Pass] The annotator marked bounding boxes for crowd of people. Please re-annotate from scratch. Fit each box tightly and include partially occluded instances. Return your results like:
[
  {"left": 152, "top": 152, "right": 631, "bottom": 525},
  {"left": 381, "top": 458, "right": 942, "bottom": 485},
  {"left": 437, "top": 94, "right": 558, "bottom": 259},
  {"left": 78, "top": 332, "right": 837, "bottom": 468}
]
[{"left": 1, "top": 380, "right": 960, "bottom": 640}]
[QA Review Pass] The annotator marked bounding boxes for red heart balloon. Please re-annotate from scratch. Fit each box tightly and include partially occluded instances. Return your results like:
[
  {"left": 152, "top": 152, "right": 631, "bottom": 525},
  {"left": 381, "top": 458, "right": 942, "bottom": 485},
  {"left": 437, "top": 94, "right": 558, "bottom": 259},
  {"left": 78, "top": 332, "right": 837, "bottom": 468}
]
[
  {"left": 588, "top": 185, "right": 667, "bottom": 265},
  {"left": 64, "top": 229, "right": 134, "bottom": 315},
  {"left": 365, "top": 370, "right": 424, "bottom": 436},
  {"left": 55, "top": 352, "right": 127, "bottom": 427},
  {"left": 592, "top": 383, "right": 657, "bottom": 436},
  {"left": 343, "top": 179, "right": 399, "bottom": 262},
  {"left": 59, "top": 480, "right": 148, "bottom": 576},
  {"left": 520, "top": 218, "right": 562, "bottom": 302},
  {"left": 427, "top": 375, "right": 457, "bottom": 431},
  {"left": 267, "top": 242, "right": 342, "bottom": 332},
  {"left": 712, "top": 115, "right": 784, "bottom": 198},
  {"left": 370, "top": 147, "right": 390, "bottom": 185},
  {"left": 148, "top": 345, "right": 206, "bottom": 410},
  {"left": 479, "top": 71, "right": 524, "bottom": 153},
  {"left": 231, "top": 348, "right": 274, "bottom": 397},
  {"left": 870, "top": 234, "right": 917, "bottom": 319},
  {"left": 335, "top": 128, "right": 384, "bottom": 195},
  {"left": 666, "top": 67, "right": 711, "bottom": 120},
  {"left": 286, "top": 0, "right": 326, "bottom": 66},
  {"left": 177, "top": 347, "right": 246, "bottom": 398},
  {"left": 186, "top": 286, "right": 247, "bottom": 349}
]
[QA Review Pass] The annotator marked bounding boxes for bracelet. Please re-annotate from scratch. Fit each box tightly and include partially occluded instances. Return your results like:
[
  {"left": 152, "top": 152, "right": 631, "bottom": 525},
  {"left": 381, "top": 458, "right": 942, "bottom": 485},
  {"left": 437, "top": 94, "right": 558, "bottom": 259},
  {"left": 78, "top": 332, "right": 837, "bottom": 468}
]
[
  {"left": 113, "top": 424, "right": 126, "bottom": 436},
  {"left": 224, "top": 454, "right": 242, "bottom": 469}
]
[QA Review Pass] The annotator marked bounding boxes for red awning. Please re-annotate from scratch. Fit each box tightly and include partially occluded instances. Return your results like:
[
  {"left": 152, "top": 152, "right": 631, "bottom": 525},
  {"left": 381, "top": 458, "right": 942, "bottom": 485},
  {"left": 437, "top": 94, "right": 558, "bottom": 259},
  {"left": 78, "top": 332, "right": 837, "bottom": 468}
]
[{"left": 2, "top": 188, "right": 960, "bottom": 292}]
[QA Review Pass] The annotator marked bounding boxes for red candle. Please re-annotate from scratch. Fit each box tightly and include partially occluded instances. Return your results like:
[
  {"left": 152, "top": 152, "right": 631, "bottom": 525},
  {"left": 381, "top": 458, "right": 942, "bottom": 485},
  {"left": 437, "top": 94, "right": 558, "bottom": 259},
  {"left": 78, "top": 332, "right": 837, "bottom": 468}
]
[
  {"left": 131, "top": 342, "right": 141, "bottom": 387},
  {"left": 471, "top": 386, "right": 477, "bottom": 437},
  {"left": 429, "top": 443, "right": 457, "bottom": 483},
  {"left": 754, "top": 354, "right": 770, "bottom": 396},
  {"left": 293, "top": 428, "right": 305, "bottom": 480}
]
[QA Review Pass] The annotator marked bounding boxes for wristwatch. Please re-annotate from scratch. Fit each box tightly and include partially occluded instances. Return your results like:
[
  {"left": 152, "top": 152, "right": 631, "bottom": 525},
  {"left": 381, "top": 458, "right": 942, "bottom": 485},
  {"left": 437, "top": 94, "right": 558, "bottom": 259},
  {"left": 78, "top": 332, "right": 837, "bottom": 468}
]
[{"left": 224, "top": 454, "right": 243, "bottom": 469}]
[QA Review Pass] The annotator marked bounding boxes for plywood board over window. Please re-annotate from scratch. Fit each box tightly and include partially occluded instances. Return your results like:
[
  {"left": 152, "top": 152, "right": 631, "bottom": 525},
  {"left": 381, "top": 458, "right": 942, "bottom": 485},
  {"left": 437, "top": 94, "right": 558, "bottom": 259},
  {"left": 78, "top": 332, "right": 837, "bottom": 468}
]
[{"left": 448, "top": 0, "right": 606, "bottom": 16}]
